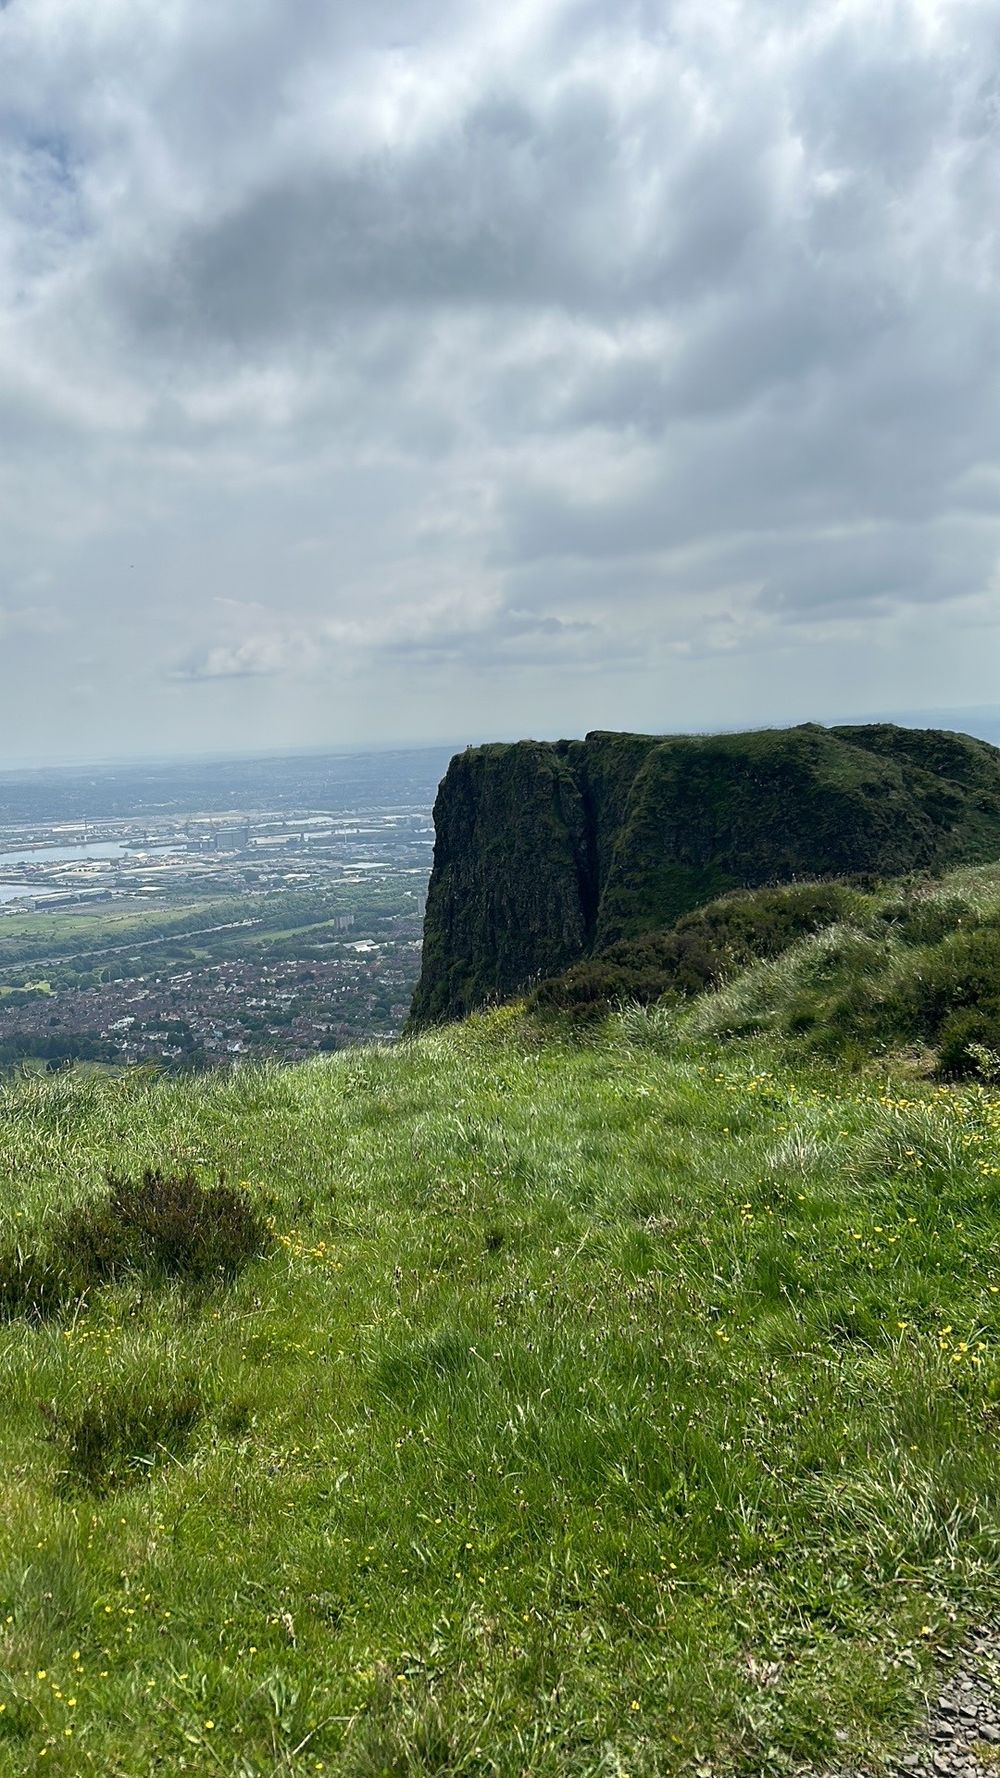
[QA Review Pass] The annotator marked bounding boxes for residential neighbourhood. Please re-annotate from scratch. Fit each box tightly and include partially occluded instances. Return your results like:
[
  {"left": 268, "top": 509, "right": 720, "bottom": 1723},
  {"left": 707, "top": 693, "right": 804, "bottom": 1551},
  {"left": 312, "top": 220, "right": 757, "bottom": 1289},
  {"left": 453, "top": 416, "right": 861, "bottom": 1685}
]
[{"left": 0, "top": 750, "right": 442, "bottom": 1071}]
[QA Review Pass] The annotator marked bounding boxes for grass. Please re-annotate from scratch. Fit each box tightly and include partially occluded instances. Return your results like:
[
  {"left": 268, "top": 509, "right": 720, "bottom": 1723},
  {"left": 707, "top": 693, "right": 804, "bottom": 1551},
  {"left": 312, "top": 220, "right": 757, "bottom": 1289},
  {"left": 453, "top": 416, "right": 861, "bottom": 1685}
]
[
  {"left": 0, "top": 1007, "right": 998, "bottom": 1773},
  {"left": 534, "top": 861, "right": 1000, "bottom": 1079},
  {"left": 0, "top": 1167, "right": 271, "bottom": 1319},
  {"left": 0, "top": 901, "right": 188, "bottom": 954}
]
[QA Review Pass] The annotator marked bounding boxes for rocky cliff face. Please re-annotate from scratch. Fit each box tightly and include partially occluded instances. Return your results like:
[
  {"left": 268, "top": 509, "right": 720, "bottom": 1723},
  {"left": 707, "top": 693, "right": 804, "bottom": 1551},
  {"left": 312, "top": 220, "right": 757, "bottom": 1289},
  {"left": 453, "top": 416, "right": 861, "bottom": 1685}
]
[{"left": 408, "top": 723, "right": 1000, "bottom": 1026}]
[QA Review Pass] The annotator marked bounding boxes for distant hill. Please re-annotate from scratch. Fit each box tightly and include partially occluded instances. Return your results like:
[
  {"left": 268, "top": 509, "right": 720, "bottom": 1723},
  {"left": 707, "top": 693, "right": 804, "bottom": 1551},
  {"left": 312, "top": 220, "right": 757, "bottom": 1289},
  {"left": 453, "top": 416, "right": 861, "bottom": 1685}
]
[{"left": 408, "top": 722, "right": 1000, "bottom": 1026}]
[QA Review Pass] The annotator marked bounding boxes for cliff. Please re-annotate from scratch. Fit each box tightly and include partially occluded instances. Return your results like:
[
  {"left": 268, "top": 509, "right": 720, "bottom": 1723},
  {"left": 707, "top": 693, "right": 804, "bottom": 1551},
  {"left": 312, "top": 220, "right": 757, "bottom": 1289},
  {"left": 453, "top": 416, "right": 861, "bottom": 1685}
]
[{"left": 408, "top": 723, "right": 1000, "bottom": 1026}]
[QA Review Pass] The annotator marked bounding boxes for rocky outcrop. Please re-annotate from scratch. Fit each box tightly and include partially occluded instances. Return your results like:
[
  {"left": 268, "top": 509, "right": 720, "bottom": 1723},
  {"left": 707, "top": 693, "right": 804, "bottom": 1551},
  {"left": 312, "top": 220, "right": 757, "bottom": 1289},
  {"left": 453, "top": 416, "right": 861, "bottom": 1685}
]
[{"left": 408, "top": 723, "right": 1000, "bottom": 1027}]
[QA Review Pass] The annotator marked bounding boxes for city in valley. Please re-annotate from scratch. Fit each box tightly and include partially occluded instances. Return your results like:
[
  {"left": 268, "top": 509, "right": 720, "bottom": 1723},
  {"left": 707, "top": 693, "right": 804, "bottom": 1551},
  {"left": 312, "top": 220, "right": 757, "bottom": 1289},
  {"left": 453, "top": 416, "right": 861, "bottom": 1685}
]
[{"left": 0, "top": 746, "right": 450, "bottom": 1072}]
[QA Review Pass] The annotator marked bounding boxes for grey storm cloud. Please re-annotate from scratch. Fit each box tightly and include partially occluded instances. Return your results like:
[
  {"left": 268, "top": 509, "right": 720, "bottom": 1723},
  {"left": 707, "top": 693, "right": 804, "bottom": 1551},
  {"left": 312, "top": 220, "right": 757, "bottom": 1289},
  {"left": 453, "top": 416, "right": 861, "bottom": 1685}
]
[{"left": 0, "top": 0, "right": 998, "bottom": 761}]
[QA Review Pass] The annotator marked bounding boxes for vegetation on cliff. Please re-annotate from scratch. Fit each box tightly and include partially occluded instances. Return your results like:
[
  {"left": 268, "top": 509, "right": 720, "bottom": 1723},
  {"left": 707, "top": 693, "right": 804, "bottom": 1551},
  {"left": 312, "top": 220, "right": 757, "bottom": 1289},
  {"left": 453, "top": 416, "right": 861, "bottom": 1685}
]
[
  {"left": 410, "top": 723, "right": 1000, "bottom": 1027},
  {"left": 531, "top": 860, "right": 1000, "bottom": 1080},
  {"left": 528, "top": 882, "right": 864, "bottom": 1020},
  {"left": 409, "top": 742, "right": 592, "bottom": 1026},
  {"left": 1, "top": 1013, "right": 999, "bottom": 1774}
]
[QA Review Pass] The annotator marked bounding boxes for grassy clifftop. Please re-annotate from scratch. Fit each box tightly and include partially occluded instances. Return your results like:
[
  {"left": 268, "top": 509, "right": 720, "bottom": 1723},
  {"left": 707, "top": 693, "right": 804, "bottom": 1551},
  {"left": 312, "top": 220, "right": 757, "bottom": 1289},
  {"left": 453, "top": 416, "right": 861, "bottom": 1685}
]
[
  {"left": 1, "top": 1016, "right": 999, "bottom": 1774},
  {"left": 409, "top": 724, "right": 1000, "bottom": 1026},
  {"left": 529, "top": 858, "right": 1000, "bottom": 1081}
]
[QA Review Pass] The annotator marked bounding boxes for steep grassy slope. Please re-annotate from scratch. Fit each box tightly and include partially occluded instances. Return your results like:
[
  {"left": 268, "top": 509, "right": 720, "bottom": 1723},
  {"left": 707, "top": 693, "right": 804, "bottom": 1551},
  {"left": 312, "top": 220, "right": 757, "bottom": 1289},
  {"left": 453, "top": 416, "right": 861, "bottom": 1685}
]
[
  {"left": 528, "top": 882, "right": 868, "bottom": 1021},
  {"left": 410, "top": 725, "right": 1000, "bottom": 1026},
  {"left": 1, "top": 1020, "right": 998, "bottom": 1775},
  {"left": 527, "top": 859, "right": 1000, "bottom": 1088},
  {"left": 560, "top": 861, "right": 1000, "bottom": 1078}
]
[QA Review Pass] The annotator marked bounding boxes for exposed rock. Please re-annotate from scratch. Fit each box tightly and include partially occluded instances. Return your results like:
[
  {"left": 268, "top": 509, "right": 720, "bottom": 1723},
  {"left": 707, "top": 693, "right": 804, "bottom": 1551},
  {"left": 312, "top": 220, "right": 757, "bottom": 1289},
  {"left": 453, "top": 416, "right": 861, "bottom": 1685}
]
[
  {"left": 824, "top": 1627, "right": 1000, "bottom": 1778},
  {"left": 410, "top": 724, "right": 1000, "bottom": 1026}
]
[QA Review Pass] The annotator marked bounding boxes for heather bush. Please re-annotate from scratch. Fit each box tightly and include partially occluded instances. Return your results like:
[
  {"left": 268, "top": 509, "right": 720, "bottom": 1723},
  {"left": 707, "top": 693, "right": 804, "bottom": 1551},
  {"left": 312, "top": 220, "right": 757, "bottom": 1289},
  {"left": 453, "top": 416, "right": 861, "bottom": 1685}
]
[
  {"left": 42, "top": 1379, "right": 202, "bottom": 1494},
  {"left": 0, "top": 1168, "right": 270, "bottom": 1319},
  {"left": 62, "top": 1167, "right": 270, "bottom": 1284},
  {"left": 529, "top": 882, "right": 866, "bottom": 1017}
]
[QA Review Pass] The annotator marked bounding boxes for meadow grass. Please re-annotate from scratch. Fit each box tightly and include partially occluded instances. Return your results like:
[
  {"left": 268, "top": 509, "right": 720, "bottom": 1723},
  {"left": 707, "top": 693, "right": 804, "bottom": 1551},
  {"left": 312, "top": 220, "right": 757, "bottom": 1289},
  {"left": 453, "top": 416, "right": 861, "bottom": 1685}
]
[
  {"left": 659, "top": 861, "right": 1000, "bottom": 1071},
  {"left": 0, "top": 1007, "right": 998, "bottom": 1774}
]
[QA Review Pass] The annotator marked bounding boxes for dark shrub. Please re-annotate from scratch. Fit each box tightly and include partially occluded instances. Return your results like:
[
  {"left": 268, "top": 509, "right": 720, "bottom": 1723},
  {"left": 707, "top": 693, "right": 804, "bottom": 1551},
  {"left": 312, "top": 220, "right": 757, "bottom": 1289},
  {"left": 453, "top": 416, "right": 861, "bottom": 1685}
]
[
  {"left": 42, "top": 1379, "right": 202, "bottom": 1493},
  {"left": 670, "top": 883, "right": 863, "bottom": 974},
  {"left": 885, "top": 927, "right": 1000, "bottom": 1043},
  {"left": 61, "top": 1168, "right": 271, "bottom": 1285},
  {"left": 529, "top": 882, "right": 864, "bottom": 1017},
  {"left": 0, "top": 1168, "right": 270, "bottom": 1320},
  {"left": 0, "top": 1246, "right": 68, "bottom": 1321},
  {"left": 936, "top": 1010, "right": 1000, "bottom": 1080},
  {"left": 529, "top": 942, "right": 678, "bottom": 1022}
]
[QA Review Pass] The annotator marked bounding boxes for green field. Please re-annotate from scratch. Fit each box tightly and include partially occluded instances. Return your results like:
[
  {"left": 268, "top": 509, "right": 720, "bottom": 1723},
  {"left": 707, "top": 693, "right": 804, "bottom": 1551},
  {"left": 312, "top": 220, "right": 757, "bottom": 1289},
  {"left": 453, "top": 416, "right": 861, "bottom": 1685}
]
[
  {"left": 0, "top": 1004, "right": 997, "bottom": 1775},
  {"left": 0, "top": 883, "right": 418, "bottom": 988},
  {"left": 0, "top": 898, "right": 236, "bottom": 973}
]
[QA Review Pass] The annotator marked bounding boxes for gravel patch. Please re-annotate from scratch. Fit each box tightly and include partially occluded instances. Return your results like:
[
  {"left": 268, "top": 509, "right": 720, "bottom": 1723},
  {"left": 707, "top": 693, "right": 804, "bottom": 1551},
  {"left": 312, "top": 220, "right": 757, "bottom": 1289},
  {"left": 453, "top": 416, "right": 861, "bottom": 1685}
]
[{"left": 838, "top": 1627, "right": 1000, "bottom": 1778}]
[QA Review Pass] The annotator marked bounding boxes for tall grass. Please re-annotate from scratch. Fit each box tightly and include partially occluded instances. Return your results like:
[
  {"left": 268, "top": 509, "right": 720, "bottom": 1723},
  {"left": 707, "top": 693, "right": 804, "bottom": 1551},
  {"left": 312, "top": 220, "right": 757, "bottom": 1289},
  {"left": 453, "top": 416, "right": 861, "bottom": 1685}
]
[
  {"left": 0, "top": 1012, "right": 997, "bottom": 1773},
  {"left": 662, "top": 861, "right": 1000, "bottom": 1074}
]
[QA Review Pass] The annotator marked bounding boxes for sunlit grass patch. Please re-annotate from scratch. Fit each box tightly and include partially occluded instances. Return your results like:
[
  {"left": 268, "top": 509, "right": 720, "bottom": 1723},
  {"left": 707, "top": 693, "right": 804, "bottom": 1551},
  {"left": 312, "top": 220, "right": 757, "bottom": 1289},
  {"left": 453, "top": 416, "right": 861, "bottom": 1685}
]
[{"left": 0, "top": 1024, "right": 996, "bottom": 1772}]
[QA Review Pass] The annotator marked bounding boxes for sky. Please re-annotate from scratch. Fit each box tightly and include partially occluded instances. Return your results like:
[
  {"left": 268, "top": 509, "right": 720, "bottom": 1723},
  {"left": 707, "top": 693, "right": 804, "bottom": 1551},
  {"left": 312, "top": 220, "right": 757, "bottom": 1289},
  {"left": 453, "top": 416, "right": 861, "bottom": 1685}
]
[{"left": 0, "top": 0, "right": 998, "bottom": 764}]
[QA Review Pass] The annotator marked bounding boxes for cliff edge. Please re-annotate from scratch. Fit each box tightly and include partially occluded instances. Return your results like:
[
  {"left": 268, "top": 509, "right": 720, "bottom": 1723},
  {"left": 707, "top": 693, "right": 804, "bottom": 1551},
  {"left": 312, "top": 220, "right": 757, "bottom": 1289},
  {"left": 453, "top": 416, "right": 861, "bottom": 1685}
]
[{"left": 408, "top": 723, "right": 1000, "bottom": 1026}]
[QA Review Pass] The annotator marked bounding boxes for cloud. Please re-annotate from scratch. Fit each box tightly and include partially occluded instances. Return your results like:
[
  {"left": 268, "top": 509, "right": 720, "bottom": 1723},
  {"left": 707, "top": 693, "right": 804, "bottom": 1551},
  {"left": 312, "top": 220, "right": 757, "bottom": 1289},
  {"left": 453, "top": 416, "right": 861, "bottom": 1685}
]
[
  {"left": 173, "top": 589, "right": 609, "bottom": 684},
  {"left": 0, "top": 0, "right": 997, "bottom": 758},
  {"left": 0, "top": 602, "right": 62, "bottom": 640},
  {"left": 171, "top": 630, "right": 321, "bottom": 682}
]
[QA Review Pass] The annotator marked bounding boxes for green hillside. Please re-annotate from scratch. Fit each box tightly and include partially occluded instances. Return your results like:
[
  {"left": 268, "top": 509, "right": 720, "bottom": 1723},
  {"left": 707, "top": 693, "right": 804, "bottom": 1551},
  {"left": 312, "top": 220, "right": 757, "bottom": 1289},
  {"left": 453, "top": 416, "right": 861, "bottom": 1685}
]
[
  {"left": 410, "top": 724, "right": 1000, "bottom": 1027},
  {"left": 529, "top": 860, "right": 1000, "bottom": 1079},
  {"left": 1, "top": 1008, "right": 998, "bottom": 1775}
]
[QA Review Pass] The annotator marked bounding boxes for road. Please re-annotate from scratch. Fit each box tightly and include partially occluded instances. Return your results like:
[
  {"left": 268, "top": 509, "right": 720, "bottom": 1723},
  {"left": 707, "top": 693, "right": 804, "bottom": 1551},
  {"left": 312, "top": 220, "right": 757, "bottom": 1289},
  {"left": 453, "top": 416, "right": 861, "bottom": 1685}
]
[{"left": 0, "top": 917, "right": 261, "bottom": 976}]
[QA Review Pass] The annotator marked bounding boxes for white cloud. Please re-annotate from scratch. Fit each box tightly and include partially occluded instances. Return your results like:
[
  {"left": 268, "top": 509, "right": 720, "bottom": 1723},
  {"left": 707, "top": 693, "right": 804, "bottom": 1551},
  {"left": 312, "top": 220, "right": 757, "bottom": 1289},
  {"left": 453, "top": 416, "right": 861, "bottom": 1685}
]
[{"left": 0, "top": 0, "right": 997, "bottom": 758}]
